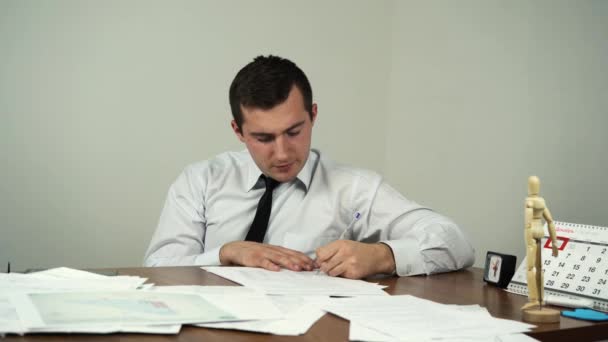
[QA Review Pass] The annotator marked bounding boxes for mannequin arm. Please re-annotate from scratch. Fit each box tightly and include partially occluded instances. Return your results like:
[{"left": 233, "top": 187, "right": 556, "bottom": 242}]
[{"left": 543, "top": 207, "right": 559, "bottom": 257}]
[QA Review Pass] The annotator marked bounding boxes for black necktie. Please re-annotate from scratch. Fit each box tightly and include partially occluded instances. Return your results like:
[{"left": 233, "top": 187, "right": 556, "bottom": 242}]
[{"left": 245, "top": 175, "right": 279, "bottom": 243}]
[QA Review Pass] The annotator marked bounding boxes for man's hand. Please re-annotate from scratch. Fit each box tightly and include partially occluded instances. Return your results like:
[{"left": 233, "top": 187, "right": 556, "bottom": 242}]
[
  {"left": 315, "top": 241, "right": 396, "bottom": 279},
  {"left": 219, "top": 241, "right": 315, "bottom": 272}
]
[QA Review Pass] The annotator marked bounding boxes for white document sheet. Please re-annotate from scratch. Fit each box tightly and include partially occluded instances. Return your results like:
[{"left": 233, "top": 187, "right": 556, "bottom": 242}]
[
  {"left": 323, "top": 295, "right": 536, "bottom": 341},
  {"left": 30, "top": 267, "right": 110, "bottom": 279},
  {"left": 349, "top": 323, "right": 539, "bottom": 342},
  {"left": 202, "top": 266, "right": 388, "bottom": 296},
  {"left": 25, "top": 324, "right": 182, "bottom": 335},
  {"left": 0, "top": 294, "right": 180, "bottom": 336},
  {"left": 153, "top": 285, "right": 324, "bottom": 335},
  {"left": 29, "top": 267, "right": 148, "bottom": 288},
  {"left": 0, "top": 272, "right": 146, "bottom": 293},
  {"left": 10, "top": 290, "right": 263, "bottom": 328},
  {"left": 199, "top": 297, "right": 324, "bottom": 335},
  {"left": 152, "top": 286, "right": 284, "bottom": 321},
  {"left": 0, "top": 268, "right": 172, "bottom": 336},
  {"left": 0, "top": 296, "right": 25, "bottom": 336}
]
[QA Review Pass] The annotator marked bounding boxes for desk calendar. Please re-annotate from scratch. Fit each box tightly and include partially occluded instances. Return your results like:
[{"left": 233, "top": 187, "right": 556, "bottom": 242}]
[{"left": 507, "top": 221, "right": 608, "bottom": 312}]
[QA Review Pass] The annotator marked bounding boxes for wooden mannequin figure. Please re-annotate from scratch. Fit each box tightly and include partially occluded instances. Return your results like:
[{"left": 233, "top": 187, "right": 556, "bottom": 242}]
[{"left": 522, "top": 175, "right": 560, "bottom": 323}]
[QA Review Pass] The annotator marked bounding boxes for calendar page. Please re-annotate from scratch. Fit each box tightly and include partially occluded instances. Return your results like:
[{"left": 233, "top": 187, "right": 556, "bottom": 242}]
[{"left": 507, "top": 221, "right": 608, "bottom": 312}]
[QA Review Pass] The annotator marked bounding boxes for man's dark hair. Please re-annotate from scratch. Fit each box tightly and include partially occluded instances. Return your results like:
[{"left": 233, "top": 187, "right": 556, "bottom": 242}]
[{"left": 229, "top": 55, "right": 313, "bottom": 131}]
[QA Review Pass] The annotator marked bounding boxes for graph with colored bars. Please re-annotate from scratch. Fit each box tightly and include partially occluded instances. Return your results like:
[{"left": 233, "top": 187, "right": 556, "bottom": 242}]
[{"left": 507, "top": 221, "right": 608, "bottom": 312}]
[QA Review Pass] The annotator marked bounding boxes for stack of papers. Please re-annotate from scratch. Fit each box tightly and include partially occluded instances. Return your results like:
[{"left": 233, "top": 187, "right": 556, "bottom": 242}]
[
  {"left": 0, "top": 268, "right": 174, "bottom": 335},
  {"left": 1, "top": 268, "right": 332, "bottom": 337},
  {"left": 0, "top": 268, "right": 285, "bottom": 336},
  {"left": 203, "top": 266, "right": 388, "bottom": 296},
  {"left": 322, "top": 295, "right": 538, "bottom": 341},
  {"left": 0, "top": 267, "right": 148, "bottom": 293}
]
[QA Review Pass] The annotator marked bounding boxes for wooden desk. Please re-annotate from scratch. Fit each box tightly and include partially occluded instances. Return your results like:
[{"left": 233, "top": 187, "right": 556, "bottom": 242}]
[{"left": 6, "top": 267, "right": 607, "bottom": 341}]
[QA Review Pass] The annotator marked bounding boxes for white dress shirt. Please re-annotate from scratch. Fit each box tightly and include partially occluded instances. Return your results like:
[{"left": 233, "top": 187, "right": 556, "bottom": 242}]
[{"left": 144, "top": 149, "right": 475, "bottom": 276}]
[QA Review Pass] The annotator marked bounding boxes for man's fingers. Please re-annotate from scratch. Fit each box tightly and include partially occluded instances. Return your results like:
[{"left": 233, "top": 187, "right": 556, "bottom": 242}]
[
  {"left": 269, "top": 252, "right": 302, "bottom": 271},
  {"left": 227, "top": 242, "right": 317, "bottom": 272},
  {"left": 259, "top": 258, "right": 281, "bottom": 272},
  {"left": 268, "top": 246, "right": 314, "bottom": 270},
  {"left": 260, "top": 250, "right": 310, "bottom": 271},
  {"left": 319, "top": 249, "right": 344, "bottom": 275},
  {"left": 315, "top": 242, "right": 340, "bottom": 264},
  {"left": 324, "top": 260, "right": 346, "bottom": 277}
]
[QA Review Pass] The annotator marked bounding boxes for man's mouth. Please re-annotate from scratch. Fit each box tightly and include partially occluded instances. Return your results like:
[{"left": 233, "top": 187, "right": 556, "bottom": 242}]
[{"left": 274, "top": 163, "right": 293, "bottom": 171}]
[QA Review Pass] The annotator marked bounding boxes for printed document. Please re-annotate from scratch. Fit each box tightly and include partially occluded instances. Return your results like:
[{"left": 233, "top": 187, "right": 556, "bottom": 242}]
[
  {"left": 202, "top": 266, "right": 387, "bottom": 296},
  {"left": 323, "top": 295, "right": 536, "bottom": 341},
  {"left": 154, "top": 286, "right": 326, "bottom": 335}
]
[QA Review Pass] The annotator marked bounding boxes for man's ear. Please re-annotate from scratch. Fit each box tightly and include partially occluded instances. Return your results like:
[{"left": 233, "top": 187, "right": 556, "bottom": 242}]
[
  {"left": 231, "top": 120, "right": 245, "bottom": 142},
  {"left": 311, "top": 103, "right": 318, "bottom": 125}
]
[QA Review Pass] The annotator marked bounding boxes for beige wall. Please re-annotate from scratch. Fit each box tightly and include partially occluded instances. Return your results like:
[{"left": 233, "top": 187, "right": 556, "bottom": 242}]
[
  {"left": 0, "top": 0, "right": 392, "bottom": 270},
  {"left": 384, "top": 1, "right": 608, "bottom": 267},
  {"left": 1, "top": 1, "right": 606, "bottom": 271}
]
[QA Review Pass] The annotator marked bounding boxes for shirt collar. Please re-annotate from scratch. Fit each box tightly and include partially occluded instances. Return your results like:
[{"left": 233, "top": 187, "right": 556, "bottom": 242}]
[
  {"left": 244, "top": 149, "right": 319, "bottom": 192},
  {"left": 296, "top": 149, "right": 318, "bottom": 191}
]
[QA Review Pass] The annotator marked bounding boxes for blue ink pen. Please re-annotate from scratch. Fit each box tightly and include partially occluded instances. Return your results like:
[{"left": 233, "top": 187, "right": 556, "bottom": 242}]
[{"left": 339, "top": 211, "right": 361, "bottom": 240}]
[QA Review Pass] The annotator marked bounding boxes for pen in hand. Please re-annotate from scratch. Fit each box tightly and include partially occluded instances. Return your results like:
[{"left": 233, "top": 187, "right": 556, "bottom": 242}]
[
  {"left": 315, "top": 211, "right": 362, "bottom": 275},
  {"left": 339, "top": 211, "right": 361, "bottom": 240}
]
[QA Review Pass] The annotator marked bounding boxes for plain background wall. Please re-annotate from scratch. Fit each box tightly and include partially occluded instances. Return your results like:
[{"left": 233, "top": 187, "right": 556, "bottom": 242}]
[
  {"left": 0, "top": 0, "right": 392, "bottom": 270},
  {"left": 1, "top": 1, "right": 607, "bottom": 271},
  {"left": 384, "top": 1, "right": 608, "bottom": 267}
]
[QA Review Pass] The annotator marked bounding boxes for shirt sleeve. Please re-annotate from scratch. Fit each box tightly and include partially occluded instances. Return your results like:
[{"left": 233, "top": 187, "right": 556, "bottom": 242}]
[
  {"left": 143, "top": 165, "right": 221, "bottom": 267},
  {"left": 361, "top": 180, "right": 475, "bottom": 276}
]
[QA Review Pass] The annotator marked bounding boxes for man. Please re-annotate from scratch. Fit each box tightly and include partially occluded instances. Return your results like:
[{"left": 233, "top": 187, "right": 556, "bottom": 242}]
[{"left": 144, "top": 55, "right": 474, "bottom": 279}]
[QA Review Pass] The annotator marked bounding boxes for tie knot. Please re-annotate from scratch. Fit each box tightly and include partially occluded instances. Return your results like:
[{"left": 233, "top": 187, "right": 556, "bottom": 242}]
[{"left": 262, "top": 175, "right": 279, "bottom": 191}]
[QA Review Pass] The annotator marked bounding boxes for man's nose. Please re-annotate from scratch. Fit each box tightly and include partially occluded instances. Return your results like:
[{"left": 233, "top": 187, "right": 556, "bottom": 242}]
[{"left": 274, "top": 135, "right": 290, "bottom": 160}]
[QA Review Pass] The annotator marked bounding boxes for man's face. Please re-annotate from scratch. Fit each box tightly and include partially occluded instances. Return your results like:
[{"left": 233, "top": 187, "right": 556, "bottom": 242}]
[{"left": 232, "top": 86, "right": 317, "bottom": 183}]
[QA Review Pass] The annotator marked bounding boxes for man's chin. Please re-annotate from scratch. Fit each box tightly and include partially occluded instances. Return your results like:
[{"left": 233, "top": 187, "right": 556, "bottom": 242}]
[
  {"left": 269, "top": 168, "right": 300, "bottom": 183},
  {"left": 271, "top": 173, "right": 297, "bottom": 183},
  {"left": 269, "top": 163, "right": 299, "bottom": 182}
]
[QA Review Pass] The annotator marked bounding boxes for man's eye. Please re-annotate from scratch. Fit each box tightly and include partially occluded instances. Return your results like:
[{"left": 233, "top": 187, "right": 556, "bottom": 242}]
[
  {"left": 256, "top": 137, "right": 273, "bottom": 143},
  {"left": 286, "top": 130, "right": 301, "bottom": 137}
]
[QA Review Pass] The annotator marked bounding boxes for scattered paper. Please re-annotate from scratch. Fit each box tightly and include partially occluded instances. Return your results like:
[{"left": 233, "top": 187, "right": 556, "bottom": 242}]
[
  {"left": 0, "top": 271, "right": 146, "bottom": 293},
  {"left": 323, "top": 295, "right": 536, "bottom": 341},
  {"left": 10, "top": 291, "right": 244, "bottom": 327},
  {"left": 1, "top": 267, "right": 541, "bottom": 340},
  {"left": 0, "top": 269, "right": 175, "bottom": 336},
  {"left": 202, "top": 266, "right": 388, "bottom": 296},
  {"left": 153, "top": 286, "right": 326, "bottom": 335}
]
